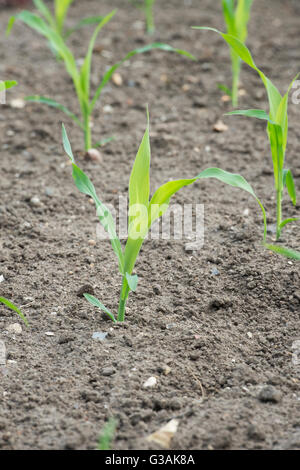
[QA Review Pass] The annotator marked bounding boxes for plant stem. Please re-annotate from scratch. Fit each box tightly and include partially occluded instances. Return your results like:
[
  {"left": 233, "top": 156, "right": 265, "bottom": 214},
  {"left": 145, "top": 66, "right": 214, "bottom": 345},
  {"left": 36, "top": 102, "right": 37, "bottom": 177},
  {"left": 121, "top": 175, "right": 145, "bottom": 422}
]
[
  {"left": 276, "top": 188, "right": 282, "bottom": 240},
  {"left": 231, "top": 53, "right": 241, "bottom": 108},
  {"left": 117, "top": 277, "right": 129, "bottom": 322},
  {"left": 145, "top": 0, "right": 155, "bottom": 34},
  {"left": 84, "top": 114, "right": 92, "bottom": 151}
]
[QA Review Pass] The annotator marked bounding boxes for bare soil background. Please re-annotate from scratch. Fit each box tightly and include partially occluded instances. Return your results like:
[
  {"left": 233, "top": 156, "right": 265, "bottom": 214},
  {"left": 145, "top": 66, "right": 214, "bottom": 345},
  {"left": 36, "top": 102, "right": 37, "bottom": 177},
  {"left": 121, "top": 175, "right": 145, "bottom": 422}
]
[{"left": 0, "top": 0, "right": 299, "bottom": 450}]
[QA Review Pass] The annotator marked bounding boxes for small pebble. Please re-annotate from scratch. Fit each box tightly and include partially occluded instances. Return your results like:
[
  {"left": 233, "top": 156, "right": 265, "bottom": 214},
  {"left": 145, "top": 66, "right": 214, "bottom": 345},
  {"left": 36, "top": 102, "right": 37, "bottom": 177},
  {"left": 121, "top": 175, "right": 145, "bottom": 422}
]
[
  {"left": 30, "top": 196, "right": 41, "bottom": 207},
  {"left": 211, "top": 267, "right": 220, "bottom": 276},
  {"left": 102, "top": 366, "right": 116, "bottom": 377},
  {"left": 92, "top": 332, "right": 108, "bottom": 341},
  {"left": 6, "top": 323, "right": 22, "bottom": 335},
  {"left": 143, "top": 376, "right": 157, "bottom": 388},
  {"left": 45, "top": 331, "right": 55, "bottom": 337},
  {"left": 0, "top": 275, "right": 5, "bottom": 283}
]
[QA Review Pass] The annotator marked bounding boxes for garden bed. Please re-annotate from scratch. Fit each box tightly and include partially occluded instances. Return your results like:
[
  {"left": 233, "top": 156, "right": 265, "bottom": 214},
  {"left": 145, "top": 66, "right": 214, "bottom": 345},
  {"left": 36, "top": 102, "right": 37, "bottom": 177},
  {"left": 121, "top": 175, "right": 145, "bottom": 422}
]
[{"left": 0, "top": 0, "right": 299, "bottom": 450}]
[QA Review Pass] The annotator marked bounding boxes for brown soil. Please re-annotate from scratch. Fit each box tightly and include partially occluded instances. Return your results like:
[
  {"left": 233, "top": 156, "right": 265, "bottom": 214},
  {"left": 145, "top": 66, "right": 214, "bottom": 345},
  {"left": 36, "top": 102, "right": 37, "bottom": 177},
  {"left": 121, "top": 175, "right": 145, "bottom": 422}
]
[{"left": 0, "top": 0, "right": 299, "bottom": 450}]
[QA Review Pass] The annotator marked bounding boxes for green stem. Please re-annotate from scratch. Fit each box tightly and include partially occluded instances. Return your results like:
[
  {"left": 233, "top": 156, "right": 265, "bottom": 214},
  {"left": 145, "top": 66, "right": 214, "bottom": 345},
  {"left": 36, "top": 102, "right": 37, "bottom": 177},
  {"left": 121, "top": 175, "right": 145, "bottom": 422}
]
[
  {"left": 231, "top": 55, "right": 241, "bottom": 108},
  {"left": 276, "top": 188, "right": 282, "bottom": 240},
  {"left": 84, "top": 114, "right": 92, "bottom": 151},
  {"left": 145, "top": 0, "right": 155, "bottom": 34},
  {"left": 117, "top": 277, "right": 129, "bottom": 322}
]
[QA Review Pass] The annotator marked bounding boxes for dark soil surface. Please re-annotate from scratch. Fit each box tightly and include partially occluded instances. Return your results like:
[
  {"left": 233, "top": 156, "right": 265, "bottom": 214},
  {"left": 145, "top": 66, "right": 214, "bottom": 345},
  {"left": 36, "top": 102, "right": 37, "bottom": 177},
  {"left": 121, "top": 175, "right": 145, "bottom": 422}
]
[{"left": 0, "top": 0, "right": 300, "bottom": 450}]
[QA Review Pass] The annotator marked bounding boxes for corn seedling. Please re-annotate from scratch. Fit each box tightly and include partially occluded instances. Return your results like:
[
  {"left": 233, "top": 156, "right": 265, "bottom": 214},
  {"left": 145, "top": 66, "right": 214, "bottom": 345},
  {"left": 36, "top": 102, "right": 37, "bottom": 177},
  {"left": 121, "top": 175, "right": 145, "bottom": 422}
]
[
  {"left": 220, "top": 0, "right": 253, "bottom": 106},
  {"left": 0, "top": 297, "right": 28, "bottom": 326},
  {"left": 193, "top": 26, "right": 300, "bottom": 260},
  {"left": 98, "top": 418, "right": 117, "bottom": 450},
  {"left": 15, "top": 9, "right": 194, "bottom": 151},
  {"left": 130, "top": 0, "right": 156, "bottom": 34},
  {"left": 62, "top": 112, "right": 274, "bottom": 322}
]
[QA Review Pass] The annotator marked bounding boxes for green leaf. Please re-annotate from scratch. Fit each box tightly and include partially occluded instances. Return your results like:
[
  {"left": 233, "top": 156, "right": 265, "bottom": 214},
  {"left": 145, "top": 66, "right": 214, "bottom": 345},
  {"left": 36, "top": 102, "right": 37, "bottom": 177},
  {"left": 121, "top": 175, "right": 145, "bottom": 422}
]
[
  {"left": 6, "top": 16, "right": 15, "bottom": 36},
  {"left": 80, "top": 10, "right": 116, "bottom": 108},
  {"left": 62, "top": 123, "right": 74, "bottom": 162},
  {"left": 64, "top": 15, "right": 105, "bottom": 38},
  {"left": 128, "top": 109, "right": 150, "bottom": 229},
  {"left": 33, "top": 0, "right": 56, "bottom": 29},
  {"left": 62, "top": 126, "right": 124, "bottom": 274},
  {"left": 125, "top": 273, "right": 138, "bottom": 292},
  {"left": 264, "top": 244, "right": 300, "bottom": 261},
  {"left": 226, "top": 109, "right": 273, "bottom": 122},
  {"left": 98, "top": 418, "right": 117, "bottom": 451},
  {"left": 26, "top": 96, "right": 83, "bottom": 129},
  {"left": 284, "top": 169, "right": 297, "bottom": 206},
  {"left": 217, "top": 83, "right": 232, "bottom": 97},
  {"left": 149, "top": 168, "right": 267, "bottom": 241},
  {"left": 0, "top": 297, "right": 28, "bottom": 326},
  {"left": 0, "top": 80, "right": 17, "bottom": 92},
  {"left": 90, "top": 43, "right": 195, "bottom": 112},
  {"left": 54, "top": 0, "right": 74, "bottom": 34},
  {"left": 279, "top": 218, "right": 298, "bottom": 230},
  {"left": 83, "top": 294, "right": 116, "bottom": 323},
  {"left": 94, "top": 136, "right": 115, "bottom": 148},
  {"left": 17, "top": 11, "right": 82, "bottom": 101}
]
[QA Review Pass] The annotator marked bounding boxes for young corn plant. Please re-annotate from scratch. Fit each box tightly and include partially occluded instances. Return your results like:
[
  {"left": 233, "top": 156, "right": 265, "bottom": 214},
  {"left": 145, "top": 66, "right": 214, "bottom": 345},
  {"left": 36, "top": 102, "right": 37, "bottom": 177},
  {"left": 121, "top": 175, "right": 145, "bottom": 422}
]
[
  {"left": 98, "top": 418, "right": 117, "bottom": 451},
  {"left": 193, "top": 26, "right": 300, "bottom": 260},
  {"left": 62, "top": 112, "right": 276, "bottom": 322},
  {"left": 130, "top": 0, "right": 156, "bottom": 34},
  {"left": 15, "top": 9, "right": 194, "bottom": 151},
  {"left": 220, "top": 0, "right": 253, "bottom": 106},
  {"left": 0, "top": 298, "right": 28, "bottom": 326}
]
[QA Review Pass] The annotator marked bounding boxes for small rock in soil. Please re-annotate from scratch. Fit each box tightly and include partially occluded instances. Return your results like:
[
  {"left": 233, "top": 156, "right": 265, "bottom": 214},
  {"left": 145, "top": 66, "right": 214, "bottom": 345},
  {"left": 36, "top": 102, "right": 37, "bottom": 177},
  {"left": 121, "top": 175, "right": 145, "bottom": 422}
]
[
  {"left": 143, "top": 376, "right": 157, "bottom": 388},
  {"left": 6, "top": 323, "right": 22, "bottom": 334},
  {"left": 101, "top": 366, "right": 116, "bottom": 377},
  {"left": 153, "top": 284, "right": 162, "bottom": 295},
  {"left": 0, "top": 274, "right": 4, "bottom": 283},
  {"left": 77, "top": 284, "right": 94, "bottom": 297},
  {"left": 258, "top": 385, "right": 282, "bottom": 403},
  {"left": 30, "top": 196, "right": 41, "bottom": 207},
  {"left": 92, "top": 332, "right": 108, "bottom": 341}
]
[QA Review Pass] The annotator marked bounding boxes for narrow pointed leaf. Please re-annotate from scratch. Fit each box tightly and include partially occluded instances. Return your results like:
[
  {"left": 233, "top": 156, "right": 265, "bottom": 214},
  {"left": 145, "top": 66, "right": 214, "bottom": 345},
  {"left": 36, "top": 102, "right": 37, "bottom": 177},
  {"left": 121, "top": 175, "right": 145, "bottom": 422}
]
[
  {"left": 264, "top": 244, "right": 300, "bottom": 260},
  {"left": 0, "top": 297, "right": 28, "bottom": 326},
  {"left": 64, "top": 16, "right": 105, "bottom": 38},
  {"left": 226, "top": 109, "right": 273, "bottom": 122},
  {"left": 279, "top": 218, "right": 298, "bottom": 230},
  {"left": 83, "top": 294, "right": 116, "bottom": 322},
  {"left": 285, "top": 169, "right": 297, "bottom": 205},
  {"left": 62, "top": 126, "right": 124, "bottom": 274},
  {"left": 26, "top": 96, "right": 83, "bottom": 129}
]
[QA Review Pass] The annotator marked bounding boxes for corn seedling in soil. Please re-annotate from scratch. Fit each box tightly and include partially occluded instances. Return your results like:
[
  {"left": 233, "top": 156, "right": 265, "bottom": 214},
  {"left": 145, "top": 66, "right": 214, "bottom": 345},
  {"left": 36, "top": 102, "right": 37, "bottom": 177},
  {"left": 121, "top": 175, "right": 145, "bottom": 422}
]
[
  {"left": 130, "top": 0, "right": 156, "bottom": 34},
  {"left": 14, "top": 9, "right": 194, "bottom": 151},
  {"left": 219, "top": 0, "right": 253, "bottom": 106},
  {"left": 193, "top": 26, "right": 300, "bottom": 260},
  {"left": 62, "top": 112, "right": 274, "bottom": 322},
  {"left": 0, "top": 297, "right": 28, "bottom": 326},
  {"left": 98, "top": 418, "right": 117, "bottom": 450}
]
